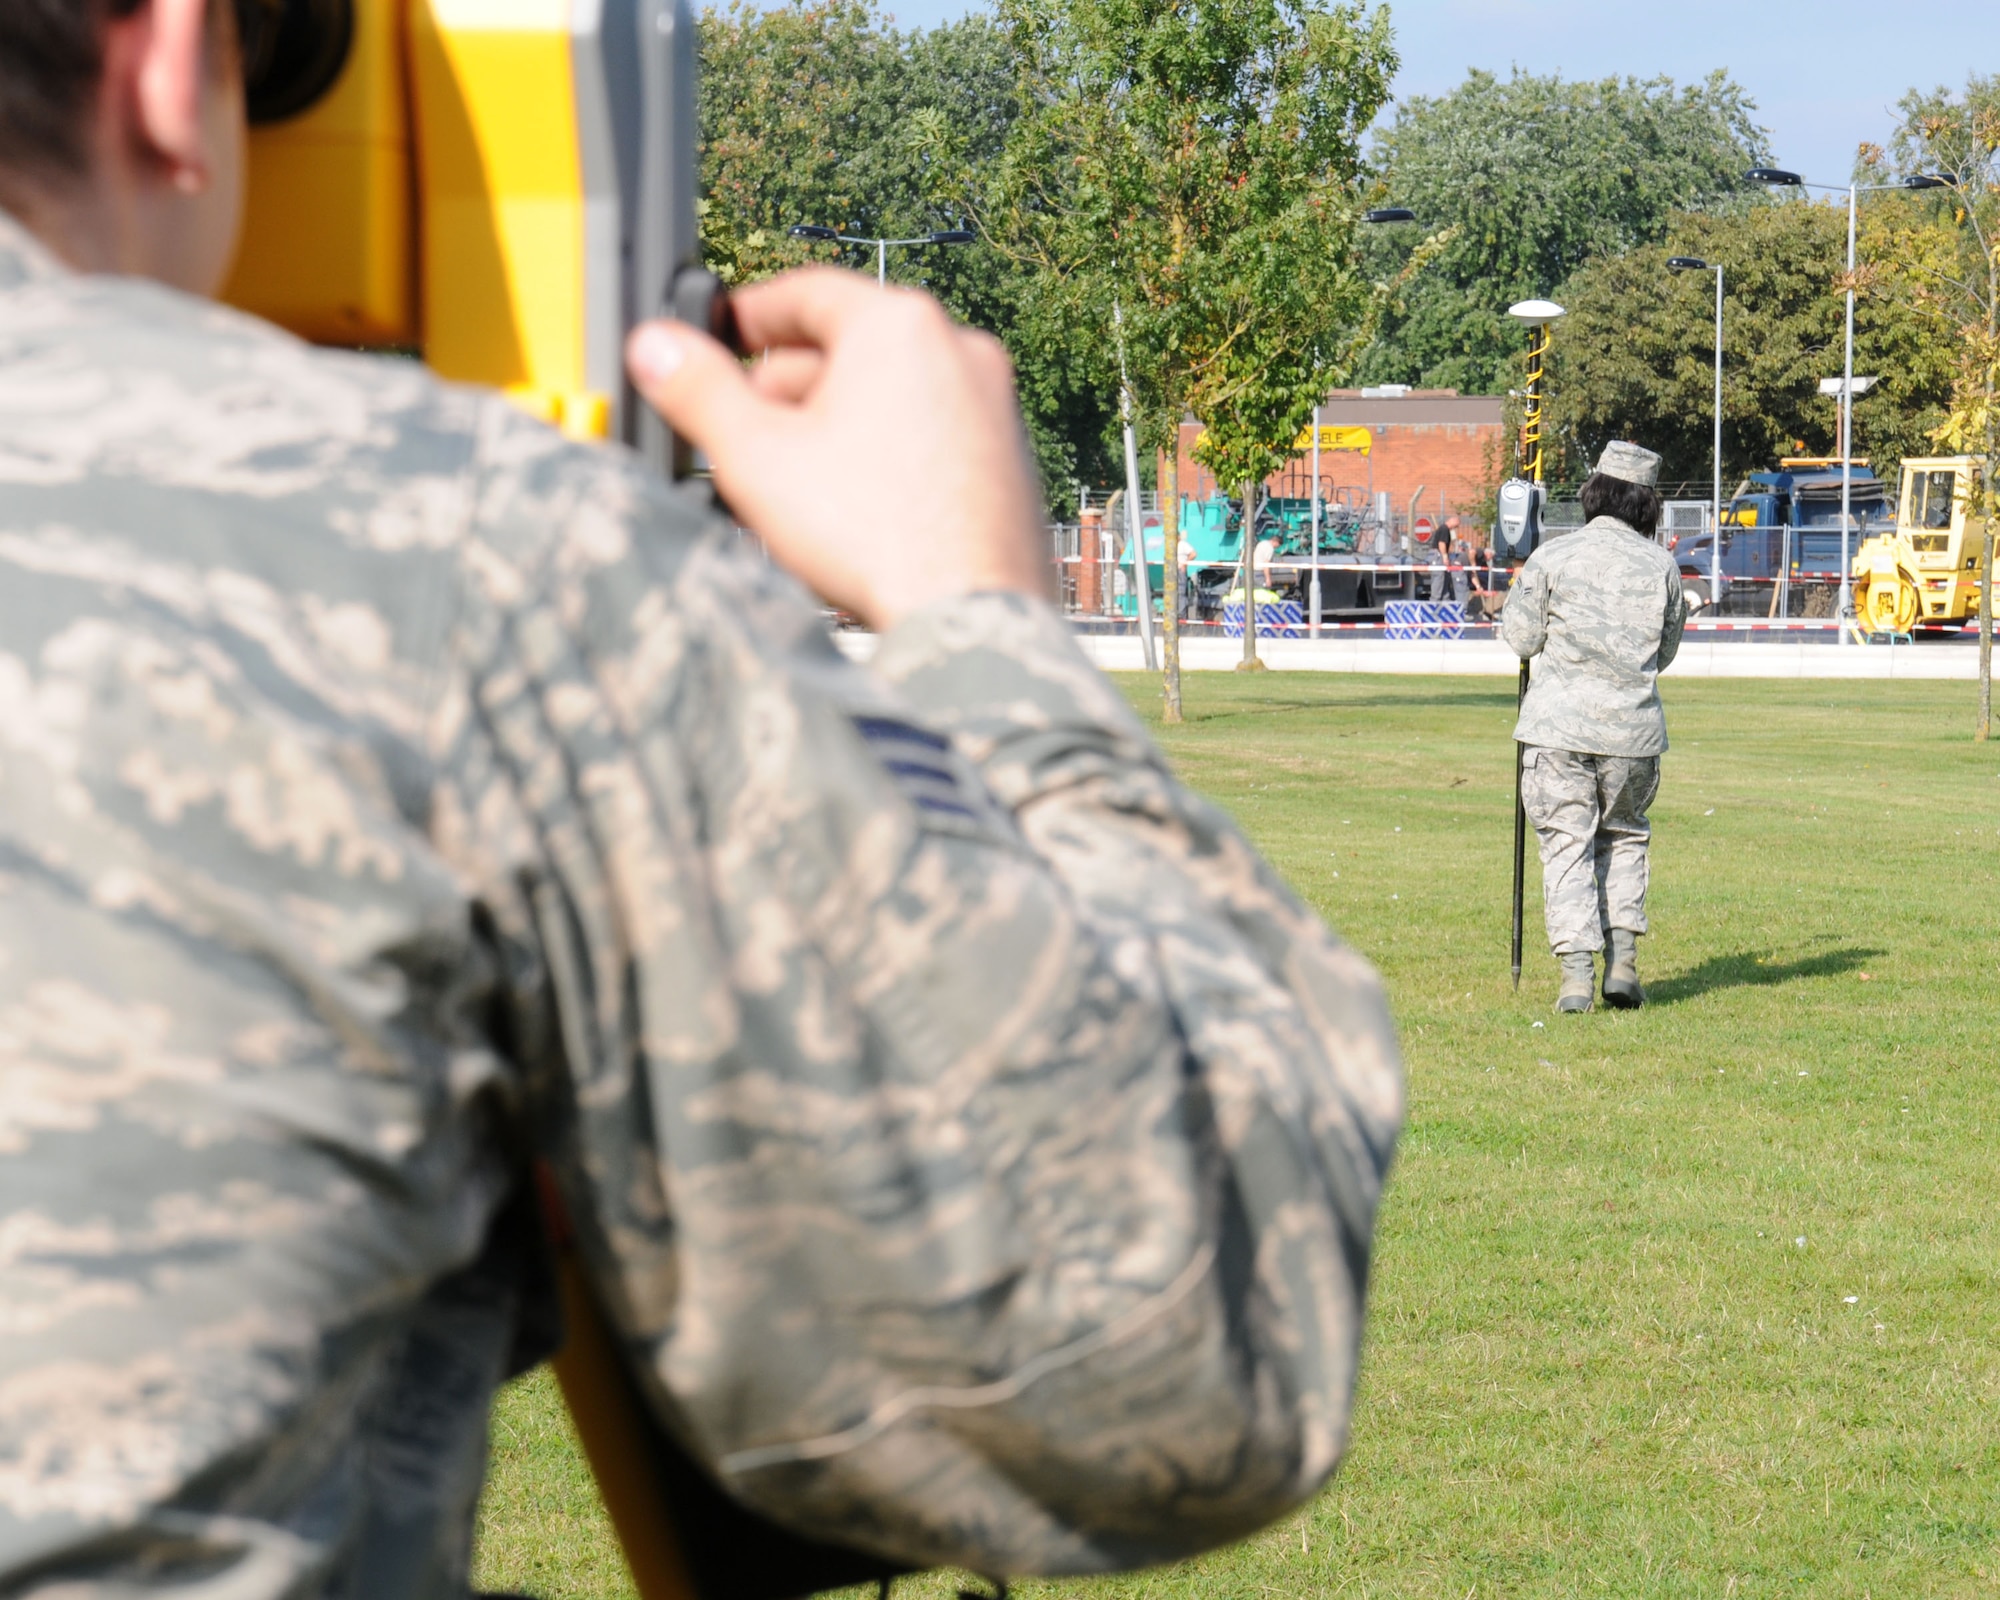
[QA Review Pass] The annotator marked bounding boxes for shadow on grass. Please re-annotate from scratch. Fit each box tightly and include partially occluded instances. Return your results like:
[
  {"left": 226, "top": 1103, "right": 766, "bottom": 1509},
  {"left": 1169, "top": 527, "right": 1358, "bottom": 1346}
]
[{"left": 1647, "top": 945, "right": 1882, "bottom": 1006}]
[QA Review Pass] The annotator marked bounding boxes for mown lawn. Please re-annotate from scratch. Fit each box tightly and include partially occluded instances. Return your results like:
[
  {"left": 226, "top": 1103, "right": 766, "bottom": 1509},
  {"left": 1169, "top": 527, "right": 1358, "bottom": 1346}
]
[{"left": 476, "top": 672, "right": 2000, "bottom": 1599}]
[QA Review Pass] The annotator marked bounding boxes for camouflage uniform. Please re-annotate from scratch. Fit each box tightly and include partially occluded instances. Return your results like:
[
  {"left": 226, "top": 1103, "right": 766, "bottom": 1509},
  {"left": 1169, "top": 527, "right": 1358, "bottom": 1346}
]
[
  {"left": 0, "top": 212, "right": 1404, "bottom": 1597},
  {"left": 1501, "top": 516, "right": 1686, "bottom": 953},
  {"left": 1517, "top": 748, "right": 1661, "bottom": 953}
]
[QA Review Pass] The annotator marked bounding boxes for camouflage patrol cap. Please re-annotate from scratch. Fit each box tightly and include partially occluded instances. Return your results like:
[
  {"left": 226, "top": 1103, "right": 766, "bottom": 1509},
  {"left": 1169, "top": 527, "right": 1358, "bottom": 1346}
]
[{"left": 1596, "top": 440, "right": 1662, "bottom": 487}]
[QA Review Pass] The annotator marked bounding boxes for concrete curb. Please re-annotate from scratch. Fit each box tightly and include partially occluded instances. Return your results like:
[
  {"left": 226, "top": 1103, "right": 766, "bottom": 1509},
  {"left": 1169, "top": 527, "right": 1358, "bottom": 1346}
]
[{"left": 834, "top": 630, "right": 1984, "bottom": 680}]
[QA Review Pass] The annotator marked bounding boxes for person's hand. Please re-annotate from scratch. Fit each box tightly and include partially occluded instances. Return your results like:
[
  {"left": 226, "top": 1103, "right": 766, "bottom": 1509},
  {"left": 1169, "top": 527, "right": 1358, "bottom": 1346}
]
[{"left": 625, "top": 268, "right": 1048, "bottom": 632}]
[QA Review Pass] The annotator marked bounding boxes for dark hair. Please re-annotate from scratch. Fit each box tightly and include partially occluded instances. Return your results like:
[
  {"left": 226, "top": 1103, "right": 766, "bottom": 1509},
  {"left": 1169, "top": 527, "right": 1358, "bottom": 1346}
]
[
  {"left": 1579, "top": 472, "right": 1662, "bottom": 536},
  {"left": 0, "top": 0, "right": 148, "bottom": 194},
  {"left": 0, "top": 0, "right": 157, "bottom": 200}
]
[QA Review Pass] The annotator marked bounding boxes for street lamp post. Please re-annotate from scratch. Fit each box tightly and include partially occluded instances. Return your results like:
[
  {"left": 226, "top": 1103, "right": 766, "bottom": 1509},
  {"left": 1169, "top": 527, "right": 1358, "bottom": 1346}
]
[
  {"left": 1112, "top": 298, "right": 1158, "bottom": 671},
  {"left": 1748, "top": 167, "right": 1951, "bottom": 640},
  {"left": 1667, "top": 256, "right": 1724, "bottom": 620},
  {"left": 789, "top": 224, "right": 976, "bottom": 286},
  {"left": 1310, "top": 397, "right": 1321, "bottom": 638}
]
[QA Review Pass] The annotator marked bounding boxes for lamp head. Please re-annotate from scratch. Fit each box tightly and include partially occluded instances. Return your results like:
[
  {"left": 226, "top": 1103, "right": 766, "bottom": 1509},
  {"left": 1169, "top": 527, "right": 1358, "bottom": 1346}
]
[
  {"left": 1363, "top": 207, "right": 1417, "bottom": 224},
  {"left": 789, "top": 224, "right": 840, "bottom": 241},
  {"left": 1666, "top": 256, "right": 1710, "bottom": 272},
  {"left": 1507, "top": 299, "right": 1565, "bottom": 324},
  {"left": 1903, "top": 173, "right": 1954, "bottom": 190},
  {"left": 1747, "top": 167, "right": 1804, "bottom": 186},
  {"left": 927, "top": 230, "right": 977, "bottom": 245}
]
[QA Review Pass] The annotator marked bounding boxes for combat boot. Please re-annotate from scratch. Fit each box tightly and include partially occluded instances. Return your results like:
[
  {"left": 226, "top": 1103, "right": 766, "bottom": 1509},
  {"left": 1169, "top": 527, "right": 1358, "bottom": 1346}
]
[
  {"left": 1556, "top": 952, "right": 1595, "bottom": 1014},
  {"left": 1603, "top": 928, "right": 1644, "bottom": 1010}
]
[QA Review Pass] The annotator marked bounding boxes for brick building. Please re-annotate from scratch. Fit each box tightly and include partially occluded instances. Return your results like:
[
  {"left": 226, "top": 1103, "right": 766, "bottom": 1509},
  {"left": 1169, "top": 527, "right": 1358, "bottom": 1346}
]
[{"left": 1167, "top": 385, "right": 1504, "bottom": 535}]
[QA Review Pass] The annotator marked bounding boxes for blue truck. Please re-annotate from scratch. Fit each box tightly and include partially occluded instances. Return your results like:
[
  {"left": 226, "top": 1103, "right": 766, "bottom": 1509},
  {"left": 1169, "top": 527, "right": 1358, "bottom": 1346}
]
[{"left": 1669, "top": 460, "right": 1891, "bottom": 616}]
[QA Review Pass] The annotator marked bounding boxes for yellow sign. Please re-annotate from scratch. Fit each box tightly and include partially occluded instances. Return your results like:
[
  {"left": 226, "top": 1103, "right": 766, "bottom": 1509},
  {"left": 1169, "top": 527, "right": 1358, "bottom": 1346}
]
[
  {"left": 1190, "top": 425, "right": 1372, "bottom": 457},
  {"left": 1292, "top": 424, "right": 1373, "bottom": 456}
]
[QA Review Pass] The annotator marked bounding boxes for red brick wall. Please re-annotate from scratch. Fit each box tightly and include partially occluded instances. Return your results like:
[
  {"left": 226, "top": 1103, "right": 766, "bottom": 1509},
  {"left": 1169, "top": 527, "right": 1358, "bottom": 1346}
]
[
  {"left": 1076, "top": 508, "right": 1105, "bottom": 612},
  {"left": 1166, "top": 415, "right": 1502, "bottom": 531}
]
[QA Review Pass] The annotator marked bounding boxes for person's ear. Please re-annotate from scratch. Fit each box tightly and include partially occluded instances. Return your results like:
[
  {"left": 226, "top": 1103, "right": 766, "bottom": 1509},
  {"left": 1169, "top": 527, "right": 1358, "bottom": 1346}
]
[{"left": 113, "top": 0, "right": 220, "bottom": 194}]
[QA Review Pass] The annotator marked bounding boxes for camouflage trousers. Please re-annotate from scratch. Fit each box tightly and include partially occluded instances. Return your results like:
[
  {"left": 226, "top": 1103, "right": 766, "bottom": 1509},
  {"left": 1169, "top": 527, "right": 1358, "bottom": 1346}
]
[{"left": 1519, "top": 746, "right": 1661, "bottom": 954}]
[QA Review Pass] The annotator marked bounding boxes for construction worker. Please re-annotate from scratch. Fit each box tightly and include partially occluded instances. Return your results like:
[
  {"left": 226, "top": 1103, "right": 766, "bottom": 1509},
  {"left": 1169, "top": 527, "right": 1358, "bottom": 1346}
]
[
  {"left": 1501, "top": 441, "right": 1688, "bottom": 1013},
  {"left": 0, "top": 1, "right": 1402, "bottom": 1593}
]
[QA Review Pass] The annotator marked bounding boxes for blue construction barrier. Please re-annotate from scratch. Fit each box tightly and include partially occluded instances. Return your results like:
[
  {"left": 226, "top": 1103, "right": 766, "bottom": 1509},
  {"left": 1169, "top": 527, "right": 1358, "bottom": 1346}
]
[
  {"left": 1383, "top": 600, "right": 1465, "bottom": 640},
  {"left": 1221, "top": 600, "right": 1307, "bottom": 638}
]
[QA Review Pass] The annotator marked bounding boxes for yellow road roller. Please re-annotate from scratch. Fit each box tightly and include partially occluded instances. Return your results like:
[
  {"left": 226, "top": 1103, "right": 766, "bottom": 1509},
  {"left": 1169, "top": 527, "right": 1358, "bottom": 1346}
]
[{"left": 1852, "top": 456, "right": 1993, "bottom": 634}]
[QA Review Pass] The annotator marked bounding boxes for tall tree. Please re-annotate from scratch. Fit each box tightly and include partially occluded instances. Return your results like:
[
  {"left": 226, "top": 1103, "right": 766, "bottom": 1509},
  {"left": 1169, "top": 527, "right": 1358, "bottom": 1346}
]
[
  {"left": 698, "top": 0, "right": 1005, "bottom": 288},
  {"left": 1865, "top": 77, "right": 2000, "bottom": 736},
  {"left": 1543, "top": 202, "right": 1955, "bottom": 490},
  {"left": 699, "top": 0, "right": 1118, "bottom": 498},
  {"left": 961, "top": 0, "right": 1398, "bottom": 700},
  {"left": 1358, "top": 69, "right": 1770, "bottom": 395}
]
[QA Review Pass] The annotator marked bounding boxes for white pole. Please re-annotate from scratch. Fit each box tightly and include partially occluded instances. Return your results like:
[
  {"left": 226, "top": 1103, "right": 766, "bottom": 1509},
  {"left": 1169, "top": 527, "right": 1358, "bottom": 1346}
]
[
  {"left": 877, "top": 239, "right": 887, "bottom": 287},
  {"left": 1114, "top": 300, "right": 1158, "bottom": 671},
  {"left": 1713, "top": 265, "right": 1723, "bottom": 615},
  {"left": 1310, "top": 405, "right": 1322, "bottom": 638},
  {"left": 1839, "top": 184, "right": 1857, "bottom": 640}
]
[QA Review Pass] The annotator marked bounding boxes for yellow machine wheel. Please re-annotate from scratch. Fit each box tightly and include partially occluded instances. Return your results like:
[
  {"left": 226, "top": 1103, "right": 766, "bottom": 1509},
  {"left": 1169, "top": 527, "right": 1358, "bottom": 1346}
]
[{"left": 1857, "top": 571, "right": 1919, "bottom": 634}]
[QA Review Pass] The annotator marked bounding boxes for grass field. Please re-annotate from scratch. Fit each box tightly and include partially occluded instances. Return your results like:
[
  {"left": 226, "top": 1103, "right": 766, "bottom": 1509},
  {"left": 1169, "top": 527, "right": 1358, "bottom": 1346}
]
[{"left": 475, "top": 673, "right": 2000, "bottom": 1599}]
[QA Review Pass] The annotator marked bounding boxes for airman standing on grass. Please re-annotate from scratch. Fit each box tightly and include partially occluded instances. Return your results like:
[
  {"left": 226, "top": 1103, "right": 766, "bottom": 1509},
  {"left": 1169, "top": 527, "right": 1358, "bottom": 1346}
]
[{"left": 1501, "top": 440, "right": 1689, "bottom": 1013}]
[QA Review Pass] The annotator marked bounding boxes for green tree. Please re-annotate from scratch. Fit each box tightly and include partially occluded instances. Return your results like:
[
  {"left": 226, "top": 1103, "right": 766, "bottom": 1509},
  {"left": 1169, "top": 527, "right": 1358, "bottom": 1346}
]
[
  {"left": 1865, "top": 77, "right": 2000, "bottom": 735},
  {"left": 1543, "top": 202, "right": 1954, "bottom": 490},
  {"left": 698, "top": 0, "right": 1001, "bottom": 287},
  {"left": 964, "top": 0, "right": 1398, "bottom": 698},
  {"left": 1358, "top": 69, "right": 1770, "bottom": 395},
  {"left": 698, "top": 0, "right": 1118, "bottom": 498}
]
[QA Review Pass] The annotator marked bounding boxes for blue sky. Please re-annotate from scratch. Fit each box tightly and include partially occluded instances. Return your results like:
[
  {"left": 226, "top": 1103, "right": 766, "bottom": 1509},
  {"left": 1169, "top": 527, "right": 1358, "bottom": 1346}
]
[{"left": 859, "top": 0, "right": 1995, "bottom": 184}]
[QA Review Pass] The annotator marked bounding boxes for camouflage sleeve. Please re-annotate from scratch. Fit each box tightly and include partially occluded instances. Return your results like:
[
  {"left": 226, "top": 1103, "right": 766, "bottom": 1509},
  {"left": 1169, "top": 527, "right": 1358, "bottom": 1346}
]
[
  {"left": 1657, "top": 564, "right": 1688, "bottom": 669},
  {"left": 1499, "top": 557, "right": 1549, "bottom": 658},
  {"left": 0, "top": 348, "right": 533, "bottom": 1599},
  {"left": 439, "top": 410, "right": 1404, "bottom": 1577}
]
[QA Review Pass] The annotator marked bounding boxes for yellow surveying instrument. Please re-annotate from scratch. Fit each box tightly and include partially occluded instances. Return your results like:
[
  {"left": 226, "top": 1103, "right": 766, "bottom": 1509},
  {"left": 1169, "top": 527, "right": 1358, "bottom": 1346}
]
[
  {"left": 223, "top": 0, "right": 735, "bottom": 476},
  {"left": 223, "top": 7, "right": 880, "bottom": 1598}
]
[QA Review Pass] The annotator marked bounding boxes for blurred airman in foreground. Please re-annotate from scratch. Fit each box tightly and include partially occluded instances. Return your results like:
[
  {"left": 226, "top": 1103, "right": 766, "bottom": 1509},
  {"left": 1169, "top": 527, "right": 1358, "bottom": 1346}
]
[{"left": 0, "top": 1, "right": 1403, "bottom": 1593}]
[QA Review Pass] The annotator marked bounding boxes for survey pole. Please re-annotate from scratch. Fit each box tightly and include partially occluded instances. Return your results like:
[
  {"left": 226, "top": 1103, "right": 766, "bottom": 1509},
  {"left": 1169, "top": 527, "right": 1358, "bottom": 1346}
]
[{"left": 1507, "top": 299, "right": 1564, "bottom": 990}]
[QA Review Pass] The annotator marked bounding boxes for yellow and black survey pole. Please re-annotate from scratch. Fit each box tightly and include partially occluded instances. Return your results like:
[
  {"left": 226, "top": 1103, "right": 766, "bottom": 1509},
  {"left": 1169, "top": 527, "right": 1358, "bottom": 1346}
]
[
  {"left": 1506, "top": 302, "right": 1562, "bottom": 990},
  {"left": 532, "top": 1163, "right": 909, "bottom": 1600}
]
